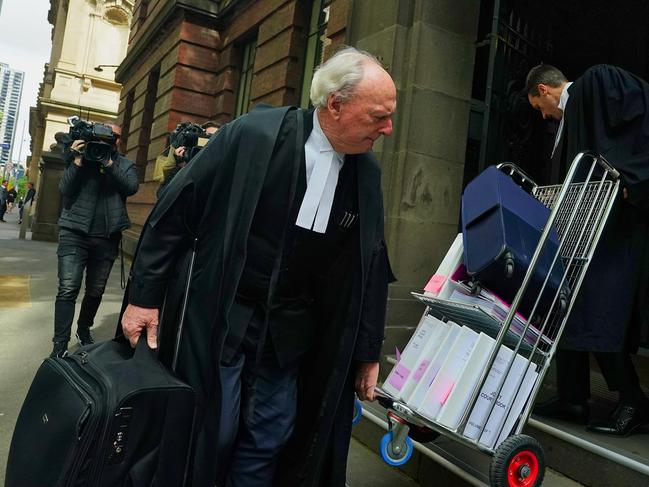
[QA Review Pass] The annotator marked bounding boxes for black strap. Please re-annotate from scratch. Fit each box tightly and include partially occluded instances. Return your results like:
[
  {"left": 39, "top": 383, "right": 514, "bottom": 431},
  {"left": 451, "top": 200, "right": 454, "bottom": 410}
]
[
  {"left": 172, "top": 237, "right": 199, "bottom": 372},
  {"left": 120, "top": 236, "right": 126, "bottom": 290}
]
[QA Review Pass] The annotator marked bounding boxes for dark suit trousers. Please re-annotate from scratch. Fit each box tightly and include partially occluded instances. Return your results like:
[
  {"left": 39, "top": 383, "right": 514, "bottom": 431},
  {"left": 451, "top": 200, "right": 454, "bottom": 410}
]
[
  {"left": 556, "top": 349, "right": 646, "bottom": 405},
  {"left": 216, "top": 299, "right": 300, "bottom": 487}
]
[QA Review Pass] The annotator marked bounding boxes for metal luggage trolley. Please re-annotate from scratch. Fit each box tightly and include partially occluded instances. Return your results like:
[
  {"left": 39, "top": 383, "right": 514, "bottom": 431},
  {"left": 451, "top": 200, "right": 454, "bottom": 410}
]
[{"left": 373, "top": 152, "right": 621, "bottom": 486}]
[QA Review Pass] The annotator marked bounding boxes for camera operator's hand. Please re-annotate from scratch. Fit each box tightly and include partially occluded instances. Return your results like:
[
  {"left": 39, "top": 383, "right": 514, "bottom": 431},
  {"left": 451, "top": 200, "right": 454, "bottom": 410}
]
[
  {"left": 174, "top": 146, "right": 186, "bottom": 158},
  {"left": 70, "top": 140, "right": 85, "bottom": 166},
  {"left": 102, "top": 157, "right": 114, "bottom": 168},
  {"left": 122, "top": 304, "right": 159, "bottom": 349}
]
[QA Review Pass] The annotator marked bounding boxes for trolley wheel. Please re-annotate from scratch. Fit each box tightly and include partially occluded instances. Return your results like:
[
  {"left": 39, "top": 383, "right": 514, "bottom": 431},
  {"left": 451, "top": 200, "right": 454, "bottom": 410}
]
[
  {"left": 352, "top": 398, "right": 363, "bottom": 425},
  {"left": 408, "top": 424, "right": 439, "bottom": 443},
  {"left": 489, "top": 434, "right": 545, "bottom": 487},
  {"left": 379, "top": 431, "right": 414, "bottom": 467}
]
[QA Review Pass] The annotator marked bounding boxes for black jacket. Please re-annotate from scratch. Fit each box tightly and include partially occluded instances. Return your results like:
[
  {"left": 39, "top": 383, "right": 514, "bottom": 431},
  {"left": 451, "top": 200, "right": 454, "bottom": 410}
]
[
  {"left": 557, "top": 65, "right": 649, "bottom": 352},
  {"left": 122, "top": 106, "right": 393, "bottom": 486},
  {"left": 58, "top": 153, "right": 139, "bottom": 235},
  {"left": 24, "top": 187, "right": 35, "bottom": 206}
]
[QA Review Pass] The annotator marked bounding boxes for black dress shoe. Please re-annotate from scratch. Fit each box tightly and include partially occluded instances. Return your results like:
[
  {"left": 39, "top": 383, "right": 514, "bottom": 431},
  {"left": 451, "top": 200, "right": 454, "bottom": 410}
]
[
  {"left": 533, "top": 396, "right": 590, "bottom": 424},
  {"left": 587, "top": 403, "right": 649, "bottom": 437}
]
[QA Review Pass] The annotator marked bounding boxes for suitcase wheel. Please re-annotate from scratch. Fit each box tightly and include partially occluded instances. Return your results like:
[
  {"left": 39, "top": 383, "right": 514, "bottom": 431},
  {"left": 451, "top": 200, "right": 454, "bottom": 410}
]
[
  {"left": 489, "top": 434, "right": 545, "bottom": 487},
  {"left": 352, "top": 397, "right": 363, "bottom": 425},
  {"left": 379, "top": 431, "right": 413, "bottom": 467},
  {"left": 468, "top": 279, "right": 482, "bottom": 296},
  {"left": 559, "top": 292, "right": 568, "bottom": 315},
  {"left": 504, "top": 252, "right": 515, "bottom": 279}
]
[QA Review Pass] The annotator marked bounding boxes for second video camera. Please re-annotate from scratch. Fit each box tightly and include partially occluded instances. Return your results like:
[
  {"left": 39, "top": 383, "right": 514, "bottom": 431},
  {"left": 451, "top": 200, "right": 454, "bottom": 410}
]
[
  {"left": 68, "top": 116, "right": 118, "bottom": 163},
  {"left": 170, "top": 122, "right": 210, "bottom": 164}
]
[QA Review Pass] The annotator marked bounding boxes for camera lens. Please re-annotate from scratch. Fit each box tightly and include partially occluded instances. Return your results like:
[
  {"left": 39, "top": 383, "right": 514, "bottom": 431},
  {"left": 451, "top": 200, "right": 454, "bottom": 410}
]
[{"left": 85, "top": 141, "right": 113, "bottom": 163}]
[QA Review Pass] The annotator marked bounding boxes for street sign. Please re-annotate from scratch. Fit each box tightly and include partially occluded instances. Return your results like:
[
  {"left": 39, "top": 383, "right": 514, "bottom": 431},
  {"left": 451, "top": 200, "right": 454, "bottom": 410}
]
[{"left": 0, "top": 143, "right": 9, "bottom": 150}]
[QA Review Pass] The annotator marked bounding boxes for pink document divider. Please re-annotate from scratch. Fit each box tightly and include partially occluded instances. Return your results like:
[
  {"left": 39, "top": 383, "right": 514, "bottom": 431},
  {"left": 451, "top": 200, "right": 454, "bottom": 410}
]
[
  {"left": 424, "top": 275, "right": 446, "bottom": 294},
  {"left": 387, "top": 363, "right": 411, "bottom": 391},
  {"left": 424, "top": 264, "right": 468, "bottom": 295},
  {"left": 412, "top": 359, "right": 431, "bottom": 382}
]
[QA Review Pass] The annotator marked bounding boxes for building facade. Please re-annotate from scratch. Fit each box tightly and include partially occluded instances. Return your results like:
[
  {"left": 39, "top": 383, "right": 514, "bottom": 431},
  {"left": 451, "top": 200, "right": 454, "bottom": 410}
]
[
  {"left": 114, "top": 0, "right": 480, "bottom": 349},
  {"left": 117, "top": 0, "right": 649, "bottom": 352},
  {"left": 28, "top": 0, "right": 134, "bottom": 241},
  {"left": 0, "top": 62, "right": 24, "bottom": 169}
]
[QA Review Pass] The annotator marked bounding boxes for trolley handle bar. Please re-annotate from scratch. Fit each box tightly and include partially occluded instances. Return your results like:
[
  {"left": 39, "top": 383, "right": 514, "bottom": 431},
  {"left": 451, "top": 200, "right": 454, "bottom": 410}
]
[
  {"left": 579, "top": 150, "right": 620, "bottom": 179},
  {"left": 496, "top": 162, "right": 539, "bottom": 194}
]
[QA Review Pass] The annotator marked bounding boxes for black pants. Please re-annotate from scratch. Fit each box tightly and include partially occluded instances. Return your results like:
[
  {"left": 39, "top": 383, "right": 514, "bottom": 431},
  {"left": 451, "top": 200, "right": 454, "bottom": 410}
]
[
  {"left": 53, "top": 229, "right": 120, "bottom": 343},
  {"left": 19, "top": 203, "right": 28, "bottom": 221},
  {"left": 556, "top": 349, "right": 647, "bottom": 406},
  {"left": 0, "top": 201, "right": 6, "bottom": 221}
]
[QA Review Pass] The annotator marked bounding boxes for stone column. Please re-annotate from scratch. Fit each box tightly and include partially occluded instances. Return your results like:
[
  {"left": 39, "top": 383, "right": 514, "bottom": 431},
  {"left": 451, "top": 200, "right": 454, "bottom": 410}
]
[
  {"left": 347, "top": 0, "right": 480, "bottom": 368},
  {"left": 31, "top": 150, "right": 65, "bottom": 242}
]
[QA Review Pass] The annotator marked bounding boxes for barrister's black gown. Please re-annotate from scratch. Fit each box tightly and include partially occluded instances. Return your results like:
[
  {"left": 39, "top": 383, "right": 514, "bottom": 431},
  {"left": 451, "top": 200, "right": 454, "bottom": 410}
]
[
  {"left": 555, "top": 65, "right": 649, "bottom": 352},
  {"left": 122, "top": 106, "right": 393, "bottom": 486}
]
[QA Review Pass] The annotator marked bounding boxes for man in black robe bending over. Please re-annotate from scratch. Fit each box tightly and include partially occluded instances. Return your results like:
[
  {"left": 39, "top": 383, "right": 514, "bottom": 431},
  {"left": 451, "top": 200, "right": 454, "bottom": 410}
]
[
  {"left": 526, "top": 64, "right": 649, "bottom": 436},
  {"left": 121, "top": 47, "right": 396, "bottom": 486}
]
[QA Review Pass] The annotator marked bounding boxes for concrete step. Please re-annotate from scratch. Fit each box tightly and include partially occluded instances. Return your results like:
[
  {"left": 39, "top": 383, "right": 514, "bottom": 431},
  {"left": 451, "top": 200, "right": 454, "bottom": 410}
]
[
  {"left": 352, "top": 400, "right": 584, "bottom": 487},
  {"left": 524, "top": 415, "right": 649, "bottom": 487},
  {"left": 376, "top": 353, "right": 649, "bottom": 486},
  {"left": 347, "top": 437, "right": 420, "bottom": 487}
]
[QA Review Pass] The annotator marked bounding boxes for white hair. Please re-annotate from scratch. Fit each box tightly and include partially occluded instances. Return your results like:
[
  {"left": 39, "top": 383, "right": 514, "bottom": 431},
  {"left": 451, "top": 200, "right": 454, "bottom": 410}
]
[{"left": 309, "top": 46, "right": 382, "bottom": 108}]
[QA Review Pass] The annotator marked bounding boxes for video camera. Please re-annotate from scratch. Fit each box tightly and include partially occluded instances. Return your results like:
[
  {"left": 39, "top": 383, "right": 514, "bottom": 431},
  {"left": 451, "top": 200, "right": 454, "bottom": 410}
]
[
  {"left": 67, "top": 116, "right": 118, "bottom": 164},
  {"left": 169, "top": 122, "right": 211, "bottom": 164}
]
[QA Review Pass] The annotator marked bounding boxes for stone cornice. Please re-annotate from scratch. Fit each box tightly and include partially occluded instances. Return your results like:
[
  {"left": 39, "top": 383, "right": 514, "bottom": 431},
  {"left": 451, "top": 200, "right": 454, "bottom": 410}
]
[
  {"left": 47, "top": 0, "right": 60, "bottom": 27},
  {"left": 38, "top": 98, "right": 118, "bottom": 118}
]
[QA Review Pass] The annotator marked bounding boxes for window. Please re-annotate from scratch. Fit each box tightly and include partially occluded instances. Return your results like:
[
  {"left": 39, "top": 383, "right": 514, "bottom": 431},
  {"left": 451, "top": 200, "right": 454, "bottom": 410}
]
[
  {"left": 120, "top": 89, "right": 135, "bottom": 157},
  {"left": 135, "top": 66, "right": 160, "bottom": 181},
  {"left": 299, "top": 0, "right": 332, "bottom": 108},
  {"left": 234, "top": 39, "right": 257, "bottom": 117}
]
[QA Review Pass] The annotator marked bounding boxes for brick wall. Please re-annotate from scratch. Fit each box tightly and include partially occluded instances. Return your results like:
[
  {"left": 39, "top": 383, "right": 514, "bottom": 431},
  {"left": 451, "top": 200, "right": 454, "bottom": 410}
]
[
  {"left": 213, "top": 0, "right": 310, "bottom": 116},
  {"left": 118, "top": 0, "right": 349, "bottom": 250}
]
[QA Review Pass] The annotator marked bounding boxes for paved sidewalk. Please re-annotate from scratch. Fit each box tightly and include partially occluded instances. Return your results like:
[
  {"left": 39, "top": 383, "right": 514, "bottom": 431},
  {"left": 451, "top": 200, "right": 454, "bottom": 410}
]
[
  {"left": 0, "top": 207, "right": 22, "bottom": 240},
  {"left": 0, "top": 210, "right": 126, "bottom": 481}
]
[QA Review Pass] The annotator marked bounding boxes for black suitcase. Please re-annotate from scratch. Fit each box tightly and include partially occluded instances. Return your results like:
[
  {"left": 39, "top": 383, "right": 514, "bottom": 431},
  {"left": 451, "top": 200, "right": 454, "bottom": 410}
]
[{"left": 4, "top": 338, "right": 196, "bottom": 487}]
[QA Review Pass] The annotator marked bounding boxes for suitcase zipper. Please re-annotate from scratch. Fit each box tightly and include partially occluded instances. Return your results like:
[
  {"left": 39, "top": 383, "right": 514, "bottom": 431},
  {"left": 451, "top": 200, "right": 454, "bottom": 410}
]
[
  {"left": 76, "top": 353, "right": 117, "bottom": 485},
  {"left": 46, "top": 358, "right": 103, "bottom": 485}
]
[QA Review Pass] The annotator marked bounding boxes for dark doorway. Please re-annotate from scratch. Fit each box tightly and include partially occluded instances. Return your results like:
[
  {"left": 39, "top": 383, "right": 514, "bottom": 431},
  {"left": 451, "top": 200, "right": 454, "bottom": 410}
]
[
  {"left": 465, "top": 0, "right": 649, "bottom": 350},
  {"left": 466, "top": 0, "right": 649, "bottom": 187}
]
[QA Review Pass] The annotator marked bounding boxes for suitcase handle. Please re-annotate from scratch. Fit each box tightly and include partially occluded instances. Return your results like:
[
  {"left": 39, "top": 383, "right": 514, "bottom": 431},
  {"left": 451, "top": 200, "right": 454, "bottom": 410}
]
[
  {"left": 496, "top": 163, "right": 538, "bottom": 194},
  {"left": 132, "top": 336, "right": 159, "bottom": 363}
]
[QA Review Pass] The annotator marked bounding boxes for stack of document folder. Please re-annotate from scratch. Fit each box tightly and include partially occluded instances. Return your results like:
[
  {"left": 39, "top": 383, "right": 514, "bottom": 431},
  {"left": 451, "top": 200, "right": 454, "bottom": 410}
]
[{"left": 412, "top": 289, "right": 552, "bottom": 353}]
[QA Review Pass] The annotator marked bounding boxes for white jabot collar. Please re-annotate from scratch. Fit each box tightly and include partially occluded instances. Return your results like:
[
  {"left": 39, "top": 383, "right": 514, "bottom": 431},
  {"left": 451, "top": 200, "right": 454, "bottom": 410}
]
[
  {"left": 552, "top": 82, "right": 573, "bottom": 157},
  {"left": 295, "top": 110, "right": 345, "bottom": 233}
]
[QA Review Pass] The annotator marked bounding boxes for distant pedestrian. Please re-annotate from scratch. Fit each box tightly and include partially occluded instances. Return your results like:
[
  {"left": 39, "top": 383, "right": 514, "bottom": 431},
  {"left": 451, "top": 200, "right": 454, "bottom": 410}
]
[
  {"left": 19, "top": 182, "right": 35, "bottom": 224},
  {"left": 0, "top": 180, "right": 8, "bottom": 222},
  {"left": 6, "top": 186, "right": 17, "bottom": 213}
]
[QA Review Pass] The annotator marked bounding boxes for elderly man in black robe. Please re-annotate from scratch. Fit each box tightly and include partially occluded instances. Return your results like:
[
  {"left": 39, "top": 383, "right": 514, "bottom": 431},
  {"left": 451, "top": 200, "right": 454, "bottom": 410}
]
[
  {"left": 526, "top": 63, "right": 649, "bottom": 436},
  {"left": 121, "top": 46, "right": 396, "bottom": 486}
]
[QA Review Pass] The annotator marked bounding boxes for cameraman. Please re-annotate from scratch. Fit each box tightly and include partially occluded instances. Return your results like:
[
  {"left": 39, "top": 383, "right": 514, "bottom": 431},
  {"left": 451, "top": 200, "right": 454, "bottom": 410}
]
[
  {"left": 51, "top": 121, "right": 139, "bottom": 358},
  {"left": 155, "top": 121, "right": 221, "bottom": 197}
]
